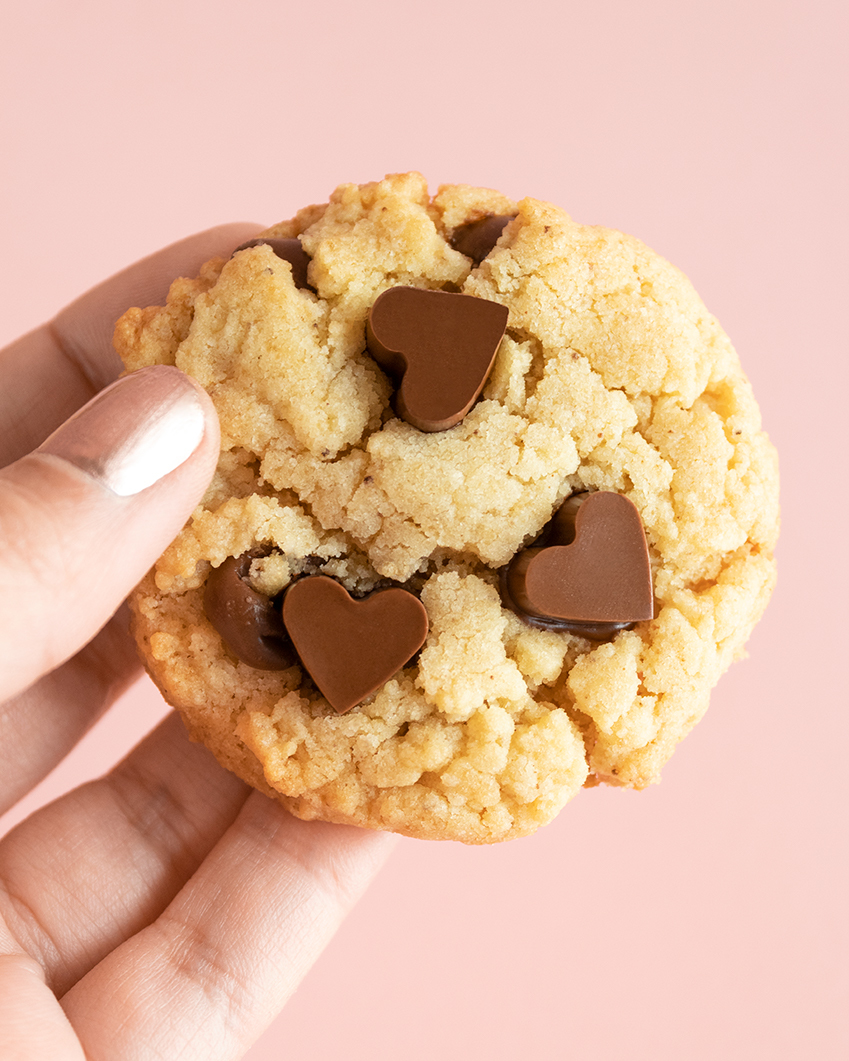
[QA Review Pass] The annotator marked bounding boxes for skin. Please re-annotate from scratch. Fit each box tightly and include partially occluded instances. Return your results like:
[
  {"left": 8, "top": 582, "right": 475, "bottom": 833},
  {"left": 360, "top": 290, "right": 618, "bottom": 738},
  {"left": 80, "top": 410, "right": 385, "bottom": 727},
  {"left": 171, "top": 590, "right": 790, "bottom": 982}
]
[{"left": 0, "top": 225, "right": 396, "bottom": 1060}]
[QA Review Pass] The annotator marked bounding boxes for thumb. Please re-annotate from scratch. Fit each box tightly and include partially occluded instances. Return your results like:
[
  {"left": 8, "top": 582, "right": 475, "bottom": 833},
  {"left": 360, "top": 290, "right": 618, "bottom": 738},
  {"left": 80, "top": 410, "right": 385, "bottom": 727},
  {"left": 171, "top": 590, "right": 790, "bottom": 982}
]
[{"left": 0, "top": 365, "right": 218, "bottom": 700}]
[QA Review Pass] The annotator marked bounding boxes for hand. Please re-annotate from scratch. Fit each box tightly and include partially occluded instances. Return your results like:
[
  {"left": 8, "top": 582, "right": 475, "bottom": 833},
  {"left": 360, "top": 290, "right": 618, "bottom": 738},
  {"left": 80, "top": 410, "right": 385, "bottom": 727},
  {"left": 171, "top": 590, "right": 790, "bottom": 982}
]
[{"left": 0, "top": 227, "right": 395, "bottom": 1060}]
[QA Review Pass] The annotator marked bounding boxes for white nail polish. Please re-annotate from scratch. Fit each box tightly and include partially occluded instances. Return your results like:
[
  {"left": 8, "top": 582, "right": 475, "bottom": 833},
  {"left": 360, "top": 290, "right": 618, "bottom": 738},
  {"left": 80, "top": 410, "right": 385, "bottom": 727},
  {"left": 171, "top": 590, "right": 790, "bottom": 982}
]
[{"left": 38, "top": 365, "right": 207, "bottom": 496}]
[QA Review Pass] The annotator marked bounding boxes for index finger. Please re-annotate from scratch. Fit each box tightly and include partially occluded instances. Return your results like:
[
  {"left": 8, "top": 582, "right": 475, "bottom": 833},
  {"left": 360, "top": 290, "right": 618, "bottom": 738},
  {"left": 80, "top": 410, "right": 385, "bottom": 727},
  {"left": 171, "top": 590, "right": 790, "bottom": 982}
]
[{"left": 0, "top": 223, "right": 264, "bottom": 468}]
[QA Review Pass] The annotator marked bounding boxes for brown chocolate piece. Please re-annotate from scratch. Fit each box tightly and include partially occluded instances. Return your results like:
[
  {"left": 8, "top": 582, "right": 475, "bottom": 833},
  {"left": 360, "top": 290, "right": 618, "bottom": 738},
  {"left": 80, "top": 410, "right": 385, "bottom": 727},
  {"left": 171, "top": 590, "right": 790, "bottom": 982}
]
[
  {"left": 281, "top": 575, "right": 429, "bottom": 714},
  {"left": 450, "top": 215, "right": 515, "bottom": 265},
  {"left": 502, "top": 492, "right": 654, "bottom": 641},
  {"left": 366, "top": 287, "right": 508, "bottom": 432},
  {"left": 203, "top": 554, "right": 296, "bottom": 670},
  {"left": 232, "top": 237, "right": 314, "bottom": 292}
]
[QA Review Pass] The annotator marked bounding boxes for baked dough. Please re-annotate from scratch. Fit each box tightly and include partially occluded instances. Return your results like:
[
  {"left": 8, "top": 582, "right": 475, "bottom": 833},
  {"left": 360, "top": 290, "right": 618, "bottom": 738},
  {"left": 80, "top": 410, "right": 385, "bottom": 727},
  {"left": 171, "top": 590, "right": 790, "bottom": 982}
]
[{"left": 116, "top": 173, "right": 779, "bottom": 843}]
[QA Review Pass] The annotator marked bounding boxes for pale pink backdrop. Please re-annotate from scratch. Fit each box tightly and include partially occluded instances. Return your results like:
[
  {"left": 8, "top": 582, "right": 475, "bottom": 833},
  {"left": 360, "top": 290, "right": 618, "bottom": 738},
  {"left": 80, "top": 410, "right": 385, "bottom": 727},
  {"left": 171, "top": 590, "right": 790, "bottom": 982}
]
[{"left": 1, "top": 1, "right": 846, "bottom": 1058}]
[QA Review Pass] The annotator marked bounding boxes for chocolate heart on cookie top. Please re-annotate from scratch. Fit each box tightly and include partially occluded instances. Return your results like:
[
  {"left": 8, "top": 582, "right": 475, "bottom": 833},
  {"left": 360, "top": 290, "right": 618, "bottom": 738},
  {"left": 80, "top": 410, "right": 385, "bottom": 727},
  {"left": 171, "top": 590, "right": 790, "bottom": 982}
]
[
  {"left": 503, "top": 492, "right": 654, "bottom": 638},
  {"left": 366, "top": 286, "right": 508, "bottom": 432},
  {"left": 282, "top": 575, "right": 429, "bottom": 715}
]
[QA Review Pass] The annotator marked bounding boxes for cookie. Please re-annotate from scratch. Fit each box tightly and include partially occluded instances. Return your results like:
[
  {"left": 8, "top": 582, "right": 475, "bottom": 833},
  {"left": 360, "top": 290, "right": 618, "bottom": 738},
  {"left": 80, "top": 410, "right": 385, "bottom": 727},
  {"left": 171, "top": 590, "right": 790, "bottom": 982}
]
[{"left": 116, "top": 173, "right": 779, "bottom": 844}]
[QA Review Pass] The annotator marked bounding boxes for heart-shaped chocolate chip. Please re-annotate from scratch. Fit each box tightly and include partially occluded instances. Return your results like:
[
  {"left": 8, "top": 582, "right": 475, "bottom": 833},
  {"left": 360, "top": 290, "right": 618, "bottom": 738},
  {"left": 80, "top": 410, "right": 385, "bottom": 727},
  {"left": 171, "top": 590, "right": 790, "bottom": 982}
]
[
  {"left": 282, "top": 575, "right": 429, "bottom": 714},
  {"left": 232, "top": 237, "right": 314, "bottom": 292},
  {"left": 204, "top": 554, "right": 297, "bottom": 670},
  {"left": 502, "top": 492, "right": 654, "bottom": 641},
  {"left": 366, "top": 286, "right": 508, "bottom": 432}
]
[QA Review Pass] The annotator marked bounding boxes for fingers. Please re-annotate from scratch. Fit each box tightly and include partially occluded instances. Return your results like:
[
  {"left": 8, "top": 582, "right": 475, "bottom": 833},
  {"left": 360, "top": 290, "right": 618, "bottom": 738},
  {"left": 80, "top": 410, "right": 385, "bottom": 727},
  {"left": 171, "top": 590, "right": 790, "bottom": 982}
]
[
  {"left": 61, "top": 794, "right": 395, "bottom": 1061},
  {"left": 0, "top": 705, "right": 394, "bottom": 1059},
  {"left": 0, "top": 327, "right": 95, "bottom": 472},
  {"left": 0, "top": 954, "right": 85, "bottom": 1060},
  {"left": 0, "top": 610, "right": 140, "bottom": 817},
  {"left": 0, "top": 713, "right": 250, "bottom": 996},
  {"left": 0, "top": 222, "right": 263, "bottom": 468},
  {"left": 0, "top": 365, "right": 219, "bottom": 702},
  {"left": 0, "top": 223, "right": 262, "bottom": 805}
]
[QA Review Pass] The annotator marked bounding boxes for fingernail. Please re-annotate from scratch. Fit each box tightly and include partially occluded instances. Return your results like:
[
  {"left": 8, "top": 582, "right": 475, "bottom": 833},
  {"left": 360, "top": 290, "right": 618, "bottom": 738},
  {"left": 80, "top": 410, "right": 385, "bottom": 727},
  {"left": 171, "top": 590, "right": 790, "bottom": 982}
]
[{"left": 38, "top": 365, "right": 207, "bottom": 496}]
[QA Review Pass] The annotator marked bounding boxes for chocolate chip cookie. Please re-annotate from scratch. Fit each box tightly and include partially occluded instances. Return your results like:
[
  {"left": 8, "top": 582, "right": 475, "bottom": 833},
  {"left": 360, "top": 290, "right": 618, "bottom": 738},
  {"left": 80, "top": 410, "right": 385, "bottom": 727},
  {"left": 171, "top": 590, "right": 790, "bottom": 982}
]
[{"left": 116, "top": 173, "right": 779, "bottom": 843}]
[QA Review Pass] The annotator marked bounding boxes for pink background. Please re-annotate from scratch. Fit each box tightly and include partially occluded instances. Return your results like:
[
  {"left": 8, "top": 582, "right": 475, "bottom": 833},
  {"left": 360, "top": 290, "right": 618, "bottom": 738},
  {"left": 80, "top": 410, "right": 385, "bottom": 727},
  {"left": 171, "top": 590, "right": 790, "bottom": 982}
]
[{"left": 1, "top": 1, "right": 846, "bottom": 1058}]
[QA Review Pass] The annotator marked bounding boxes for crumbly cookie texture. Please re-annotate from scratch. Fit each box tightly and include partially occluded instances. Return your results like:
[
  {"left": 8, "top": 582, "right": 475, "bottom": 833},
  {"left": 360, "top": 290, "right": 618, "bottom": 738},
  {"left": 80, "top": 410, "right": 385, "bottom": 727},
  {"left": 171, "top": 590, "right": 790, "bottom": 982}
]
[{"left": 117, "top": 172, "right": 779, "bottom": 844}]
